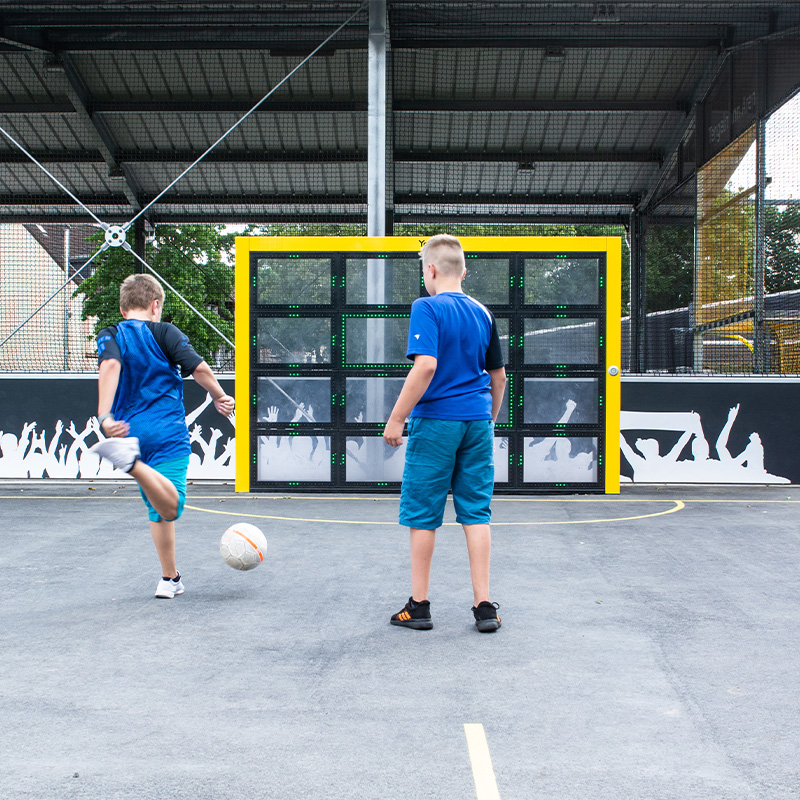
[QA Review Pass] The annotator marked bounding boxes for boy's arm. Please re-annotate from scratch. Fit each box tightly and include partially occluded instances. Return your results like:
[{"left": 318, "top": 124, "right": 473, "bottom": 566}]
[
  {"left": 97, "top": 358, "right": 130, "bottom": 437},
  {"left": 488, "top": 366, "right": 506, "bottom": 422},
  {"left": 191, "top": 361, "right": 235, "bottom": 417},
  {"left": 383, "top": 355, "right": 437, "bottom": 447}
]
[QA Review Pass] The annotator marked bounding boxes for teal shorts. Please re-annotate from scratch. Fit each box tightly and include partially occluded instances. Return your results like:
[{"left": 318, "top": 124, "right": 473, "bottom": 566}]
[
  {"left": 139, "top": 456, "right": 189, "bottom": 523},
  {"left": 399, "top": 418, "right": 494, "bottom": 529}
]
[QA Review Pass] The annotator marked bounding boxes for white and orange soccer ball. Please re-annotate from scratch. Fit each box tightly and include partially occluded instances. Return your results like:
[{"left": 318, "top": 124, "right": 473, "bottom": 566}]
[{"left": 219, "top": 523, "right": 267, "bottom": 571}]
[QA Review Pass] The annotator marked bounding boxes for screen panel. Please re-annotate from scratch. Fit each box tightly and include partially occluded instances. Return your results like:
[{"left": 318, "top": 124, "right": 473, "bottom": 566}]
[
  {"left": 524, "top": 257, "right": 600, "bottom": 306},
  {"left": 257, "top": 435, "right": 332, "bottom": 482},
  {"left": 523, "top": 436, "right": 599, "bottom": 483},
  {"left": 344, "top": 316, "right": 410, "bottom": 366},
  {"left": 346, "top": 377, "right": 407, "bottom": 423},
  {"left": 464, "top": 257, "right": 511, "bottom": 306},
  {"left": 523, "top": 317, "right": 599, "bottom": 365},
  {"left": 524, "top": 377, "right": 599, "bottom": 425},
  {"left": 257, "top": 377, "right": 331, "bottom": 423},
  {"left": 345, "top": 436, "right": 407, "bottom": 482},
  {"left": 346, "top": 257, "right": 421, "bottom": 305},
  {"left": 257, "top": 257, "right": 332, "bottom": 305},
  {"left": 256, "top": 317, "right": 332, "bottom": 364}
]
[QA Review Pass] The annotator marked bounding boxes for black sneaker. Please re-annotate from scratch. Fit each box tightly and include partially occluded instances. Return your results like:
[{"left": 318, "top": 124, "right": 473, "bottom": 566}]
[
  {"left": 390, "top": 597, "right": 433, "bottom": 630},
  {"left": 472, "top": 601, "right": 501, "bottom": 632}
]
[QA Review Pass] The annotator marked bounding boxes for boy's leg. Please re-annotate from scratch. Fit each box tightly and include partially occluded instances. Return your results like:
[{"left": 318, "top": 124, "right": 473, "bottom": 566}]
[
  {"left": 129, "top": 460, "right": 179, "bottom": 520},
  {"left": 150, "top": 519, "right": 177, "bottom": 578},
  {"left": 462, "top": 523, "right": 491, "bottom": 606},
  {"left": 451, "top": 420, "right": 499, "bottom": 619},
  {"left": 410, "top": 528, "right": 436, "bottom": 602}
]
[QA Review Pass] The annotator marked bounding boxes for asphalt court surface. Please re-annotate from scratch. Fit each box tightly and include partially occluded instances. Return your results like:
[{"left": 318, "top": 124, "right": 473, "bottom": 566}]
[{"left": 1, "top": 482, "right": 799, "bottom": 800}]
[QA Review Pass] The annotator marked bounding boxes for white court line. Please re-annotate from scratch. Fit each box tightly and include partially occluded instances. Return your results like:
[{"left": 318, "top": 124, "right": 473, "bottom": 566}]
[{"left": 464, "top": 724, "right": 501, "bottom": 800}]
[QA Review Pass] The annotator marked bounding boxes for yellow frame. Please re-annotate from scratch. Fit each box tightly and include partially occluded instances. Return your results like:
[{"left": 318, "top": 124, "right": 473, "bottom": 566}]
[{"left": 235, "top": 236, "right": 622, "bottom": 494}]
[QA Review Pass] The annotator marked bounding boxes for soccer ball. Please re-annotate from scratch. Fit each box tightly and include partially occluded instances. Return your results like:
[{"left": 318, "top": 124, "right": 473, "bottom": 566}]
[{"left": 220, "top": 523, "right": 267, "bottom": 571}]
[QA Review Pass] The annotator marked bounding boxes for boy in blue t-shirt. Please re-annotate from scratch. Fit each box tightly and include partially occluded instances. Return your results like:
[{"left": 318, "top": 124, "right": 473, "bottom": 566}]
[
  {"left": 384, "top": 234, "right": 506, "bottom": 632},
  {"left": 89, "top": 274, "right": 234, "bottom": 599}
]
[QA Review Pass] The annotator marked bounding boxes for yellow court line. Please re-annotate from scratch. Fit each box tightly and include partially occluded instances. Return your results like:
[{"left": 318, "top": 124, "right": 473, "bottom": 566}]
[
  {"left": 2, "top": 493, "right": 798, "bottom": 504},
  {"left": 181, "top": 499, "right": 685, "bottom": 525},
  {"left": 464, "top": 724, "right": 501, "bottom": 800}
]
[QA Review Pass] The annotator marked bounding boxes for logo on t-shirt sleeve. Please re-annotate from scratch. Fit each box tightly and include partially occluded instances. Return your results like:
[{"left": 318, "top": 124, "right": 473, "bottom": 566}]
[{"left": 414, "top": 334, "right": 420, "bottom": 340}]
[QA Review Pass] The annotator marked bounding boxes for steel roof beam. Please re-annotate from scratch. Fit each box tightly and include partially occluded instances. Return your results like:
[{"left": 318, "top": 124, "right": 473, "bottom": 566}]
[
  {"left": 395, "top": 213, "right": 630, "bottom": 225},
  {"left": 0, "top": 100, "right": 366, "bottom": 114},
  {"left": 399, "top": 150, "right": 663, "bottom": 164},
  {"left": 0, "top": 98, "right": 685, "bottom": 114},
  {"left": 0, "top": 148, "right": 662, "bottom": 164},
  {"left": 398, "top": 192, "right": 640, "bottom": 206},
  {"left": 390, "top": 36, "right": 725, "bottom": 50},
  {"left": 1, "top": 191, "right": 639, "bottom": 207},
  {"left": 395, "top": 100, "right": 690, "bottom": 113}
]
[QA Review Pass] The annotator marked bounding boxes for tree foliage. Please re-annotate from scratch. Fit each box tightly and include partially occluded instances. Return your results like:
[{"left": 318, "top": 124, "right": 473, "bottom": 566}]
[
  {"left": 765, "top": 205, "right": 800, "bottom": 293},
  {"left": 76, "top": 224, "right": 235, "bottom": 364},
  {"left": 645, "top": 223, "right": 694, "bottom": 312}
]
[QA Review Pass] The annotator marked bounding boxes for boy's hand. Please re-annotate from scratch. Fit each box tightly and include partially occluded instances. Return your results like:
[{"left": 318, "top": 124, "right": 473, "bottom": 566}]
[
  {"left": 101, "top": 417, "right": 130, "bottom": 438},
  {"left": 214, "top": 394, "right": 235, "bottom": 417},
  {"left": 383, "top": 418, "right": 405, "bottom": 447}
]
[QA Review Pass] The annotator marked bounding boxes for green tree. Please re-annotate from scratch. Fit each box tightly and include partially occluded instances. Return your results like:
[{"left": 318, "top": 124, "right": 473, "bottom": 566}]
[
  {"left": 76, "top": 224, "right": 235, "bottom": 365},
  {"left": 645, "top": 223, "right": 694, "bottom": 312},
  {"left": 765, "top": 205, "right": 800, "bottom": 293}
]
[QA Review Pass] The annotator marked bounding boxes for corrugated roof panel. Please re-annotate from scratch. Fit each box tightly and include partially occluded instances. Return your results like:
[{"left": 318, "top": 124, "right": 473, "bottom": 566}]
[
  {"left": 393, "top": 111, "right": 677, "bottom": 154},
  {"left": 0, "top": 53, "right": 62, "bottom": 103},
  {"left": 73, "top": 50, "right": 367, "bottom": 103},
  {"left": 396, "top": 161, "right": 654, "bottom": 196},
  {"left": 127, "top": 161, "right": 364, "bottom": 196},
  {"left": 393, "top": 48, "right": 714, "bottom": 103},
  {"left": 0, "top": 161, "right": 117, "bottom": 197},
  {"left": 103, "top": 111, "right": 365, "bottom": 153},
  {"left": 0, "top": 113, "right": 96, "bottom": 154}
]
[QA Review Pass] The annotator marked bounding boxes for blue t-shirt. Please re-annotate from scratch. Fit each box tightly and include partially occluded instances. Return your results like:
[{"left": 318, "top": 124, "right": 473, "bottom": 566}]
[
  {"left": 96, "top": 320, "right": 204, "bottom": 465},
  {"left": 406, "top": 292, "right": 504, "bottom": 420}
]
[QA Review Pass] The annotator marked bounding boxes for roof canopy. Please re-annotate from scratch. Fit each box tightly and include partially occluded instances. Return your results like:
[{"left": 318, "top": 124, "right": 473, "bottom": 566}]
[{"left": 1, "top": 1, "right": 799, "bottom": 225}]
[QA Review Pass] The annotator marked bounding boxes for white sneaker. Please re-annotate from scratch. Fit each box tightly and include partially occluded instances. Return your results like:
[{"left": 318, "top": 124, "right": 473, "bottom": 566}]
[
  {"left": 155, "top": 574, "right": 184, "bottom": 599},
  {"left": 89, "top": 436, "right": 140, "bottom": 472}
]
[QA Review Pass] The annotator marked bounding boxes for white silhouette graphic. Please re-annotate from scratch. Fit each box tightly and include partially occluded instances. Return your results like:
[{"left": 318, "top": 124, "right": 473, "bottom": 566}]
[
  {"left": 524, "top": 399, "right": 597, "bottom": 483},
  {"left": 0, "top": 391, "right": 236, "bottom": 480},
  {"left": 620, "top": 405, "right": 789, "bottom": 483}
]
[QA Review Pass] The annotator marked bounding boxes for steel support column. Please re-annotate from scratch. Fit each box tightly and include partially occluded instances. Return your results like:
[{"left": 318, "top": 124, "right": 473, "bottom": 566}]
[
  {"left": 367, "top": 0, "right": 386, "bottom": 238},
  {"left": 628, "top": 211, "right": 647, "bottom": 372}
]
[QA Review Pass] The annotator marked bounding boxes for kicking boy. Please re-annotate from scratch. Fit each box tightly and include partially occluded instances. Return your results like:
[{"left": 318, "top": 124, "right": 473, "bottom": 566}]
[
  {"left": 89, "top": 274, "right": 235, "bottom": 599},
  {"left": 384, "top": 234, "right": 506, "bottom": 632}
]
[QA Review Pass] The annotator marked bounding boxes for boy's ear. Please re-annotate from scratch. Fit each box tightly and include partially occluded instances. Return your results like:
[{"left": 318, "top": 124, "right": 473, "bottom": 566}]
[{"left": 119, "top": 306, "right": 127, "bottom": 319}]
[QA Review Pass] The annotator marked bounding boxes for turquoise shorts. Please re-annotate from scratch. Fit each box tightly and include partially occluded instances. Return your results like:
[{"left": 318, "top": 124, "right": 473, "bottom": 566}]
[
  {"left": 139, "top": 456, "right": 189, "bottom": 523},
  {"left": 399, "top": 418, "right": 495, "bottom": 529}
]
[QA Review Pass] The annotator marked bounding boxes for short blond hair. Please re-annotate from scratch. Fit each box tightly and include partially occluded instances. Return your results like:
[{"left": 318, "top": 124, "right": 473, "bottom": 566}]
[
  {"left": 420, "top": 233, "right": 465, "bottom": 278},
  {"left": 119, "top": 273, "right": 164, "bottom": 311}
]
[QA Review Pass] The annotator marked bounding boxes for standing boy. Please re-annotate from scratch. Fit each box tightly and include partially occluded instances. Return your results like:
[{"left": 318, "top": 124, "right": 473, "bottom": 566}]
[
  {"left": 384, "top": 234, "right": 506, "bottom": 632},
  {"left": 89, "top": 274, "right": 235, "bottom": 599}
]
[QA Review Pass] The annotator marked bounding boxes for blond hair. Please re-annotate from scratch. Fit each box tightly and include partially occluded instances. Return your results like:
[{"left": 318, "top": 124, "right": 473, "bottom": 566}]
[
  {"left": 420, "top": 233, "right": 465, "bottom": 278},
  {"left": 119, "top": 273, "right": 165, "bottom": 312}
]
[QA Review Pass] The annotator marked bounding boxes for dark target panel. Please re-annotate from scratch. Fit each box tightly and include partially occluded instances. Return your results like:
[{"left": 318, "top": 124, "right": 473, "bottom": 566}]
[{"left": 235, "top": 237, "right": 621, "bottom": 494}]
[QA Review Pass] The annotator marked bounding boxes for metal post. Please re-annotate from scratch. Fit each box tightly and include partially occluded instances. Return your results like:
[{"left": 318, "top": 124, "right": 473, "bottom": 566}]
[
  {"left": 753, "top": 116, "right": 768, "bottom": 373},
  {"left": 63, "top": 225, "right": 70, "bottom": 370},
  {"left": 366, "top": 0, "right": 387, "bottom": 478},
  {"left": 753, "top": 43, "right": 769, "bottom": 374},
  {"left": 367, "top": 0, "right": 386, "bottom": 238},
  {"left": 134, "top": 219, "right": 146, "bottom": 271},
  {"left": 628, "top": 211, "right": 646, "bottom": 372}
]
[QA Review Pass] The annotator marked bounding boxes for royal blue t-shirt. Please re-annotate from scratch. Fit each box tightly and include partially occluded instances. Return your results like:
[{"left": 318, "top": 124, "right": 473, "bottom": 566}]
[
  {"left": 96, "top": 320, "right": 204, "bottom": 465},
  {"left": 406, "top": 292, "right": 504, "bottom": 420}
]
